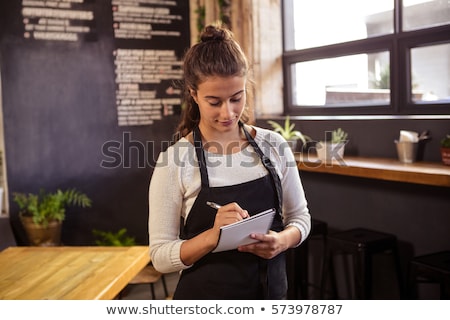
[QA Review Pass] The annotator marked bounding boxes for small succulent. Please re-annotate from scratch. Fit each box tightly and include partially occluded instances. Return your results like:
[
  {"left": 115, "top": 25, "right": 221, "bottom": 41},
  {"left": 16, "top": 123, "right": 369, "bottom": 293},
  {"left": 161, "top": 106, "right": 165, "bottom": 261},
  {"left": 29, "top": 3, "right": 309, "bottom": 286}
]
[
  {"left": 331, "top": 128, "right": 348, "bottom": 143},
  {"left": 441, "top": 134, "right": 450, "bottom": 148}
]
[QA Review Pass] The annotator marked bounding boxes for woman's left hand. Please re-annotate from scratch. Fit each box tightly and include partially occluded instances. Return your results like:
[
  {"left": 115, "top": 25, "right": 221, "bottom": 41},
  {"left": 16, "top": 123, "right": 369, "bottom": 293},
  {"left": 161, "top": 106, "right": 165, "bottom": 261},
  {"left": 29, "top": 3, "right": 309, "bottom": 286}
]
[
  {"left": 237, "top": 231, "right": 287, "bottom": 259},
  {"left": 237, "top": 226, "right": 301, "bottom": 259}
]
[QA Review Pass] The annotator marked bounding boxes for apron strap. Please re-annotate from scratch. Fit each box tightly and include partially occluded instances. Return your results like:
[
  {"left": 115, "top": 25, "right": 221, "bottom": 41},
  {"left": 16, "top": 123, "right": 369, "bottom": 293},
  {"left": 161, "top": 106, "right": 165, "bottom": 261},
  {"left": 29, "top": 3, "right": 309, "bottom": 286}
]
[
  {"left": 240, "top": 122, "right": 283, "bottom": 215},
  {"left": 193, "top": 126, "right": 210, "bottom": 188}
]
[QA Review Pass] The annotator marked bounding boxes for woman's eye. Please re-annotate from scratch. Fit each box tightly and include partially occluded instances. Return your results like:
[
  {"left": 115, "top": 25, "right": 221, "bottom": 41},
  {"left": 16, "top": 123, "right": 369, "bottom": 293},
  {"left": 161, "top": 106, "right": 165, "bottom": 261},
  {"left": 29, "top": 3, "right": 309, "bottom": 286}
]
[
  {"left": 209, "top": 101, "right": 221, "bottom": 106},
  {"left": 231, "top": 98, "right": 242, "bottom": 103}
]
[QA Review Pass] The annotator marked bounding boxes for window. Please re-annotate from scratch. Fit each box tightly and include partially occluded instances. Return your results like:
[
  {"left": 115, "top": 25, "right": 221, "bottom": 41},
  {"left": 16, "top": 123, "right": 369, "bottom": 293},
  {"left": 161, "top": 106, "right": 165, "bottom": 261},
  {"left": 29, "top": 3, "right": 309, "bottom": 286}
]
[{"left": 282, "top": 0, "right": 450, "bottom": 116}]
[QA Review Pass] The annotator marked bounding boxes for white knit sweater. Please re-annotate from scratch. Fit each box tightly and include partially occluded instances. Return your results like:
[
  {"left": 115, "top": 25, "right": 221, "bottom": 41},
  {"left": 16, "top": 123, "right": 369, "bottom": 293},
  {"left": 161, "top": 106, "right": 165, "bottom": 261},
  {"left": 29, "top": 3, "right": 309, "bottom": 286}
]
[{"left": 148, "top": 126, "right": 311, "bottom": 273}]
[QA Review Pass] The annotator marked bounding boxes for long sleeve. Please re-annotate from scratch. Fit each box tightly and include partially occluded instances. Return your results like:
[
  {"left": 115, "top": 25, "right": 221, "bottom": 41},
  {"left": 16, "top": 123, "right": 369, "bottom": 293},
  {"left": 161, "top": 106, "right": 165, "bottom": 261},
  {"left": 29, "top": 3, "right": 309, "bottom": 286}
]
[{"left": 148, "top": 142, "right": 191, "bottom": 273}]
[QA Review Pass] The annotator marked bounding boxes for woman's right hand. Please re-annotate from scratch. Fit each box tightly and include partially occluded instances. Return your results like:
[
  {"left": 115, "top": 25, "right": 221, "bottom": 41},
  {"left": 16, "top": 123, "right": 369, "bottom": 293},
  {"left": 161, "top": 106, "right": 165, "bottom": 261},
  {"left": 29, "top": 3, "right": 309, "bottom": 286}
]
[
  {"left": 212, "top": 202, "right": 249, "bottom": 231},
  {"left": 180, "top": 202, "right": 249, "bottom": 266}
]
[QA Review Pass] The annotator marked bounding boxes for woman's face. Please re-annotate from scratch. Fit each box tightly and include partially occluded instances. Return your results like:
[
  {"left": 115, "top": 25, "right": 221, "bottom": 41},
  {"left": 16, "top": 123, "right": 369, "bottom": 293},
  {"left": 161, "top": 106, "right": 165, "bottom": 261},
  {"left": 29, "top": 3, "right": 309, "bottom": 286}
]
[{"left": 191, "top": 75, "right": 246, "bottom": 135}]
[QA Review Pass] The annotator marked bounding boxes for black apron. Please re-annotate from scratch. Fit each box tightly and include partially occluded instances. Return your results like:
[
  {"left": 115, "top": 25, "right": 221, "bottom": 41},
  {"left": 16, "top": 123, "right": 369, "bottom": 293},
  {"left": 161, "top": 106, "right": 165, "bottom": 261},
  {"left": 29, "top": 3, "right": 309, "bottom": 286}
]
[{"left": 173, "top": 123, "right": 286, "bottom": 300}]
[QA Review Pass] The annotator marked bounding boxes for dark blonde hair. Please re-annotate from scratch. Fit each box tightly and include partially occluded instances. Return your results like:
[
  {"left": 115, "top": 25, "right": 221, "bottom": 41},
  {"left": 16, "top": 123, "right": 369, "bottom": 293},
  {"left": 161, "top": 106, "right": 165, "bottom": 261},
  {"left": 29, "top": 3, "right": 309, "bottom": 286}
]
[{"left": 176, "top": 24, "right": 251, "bottom": 138}]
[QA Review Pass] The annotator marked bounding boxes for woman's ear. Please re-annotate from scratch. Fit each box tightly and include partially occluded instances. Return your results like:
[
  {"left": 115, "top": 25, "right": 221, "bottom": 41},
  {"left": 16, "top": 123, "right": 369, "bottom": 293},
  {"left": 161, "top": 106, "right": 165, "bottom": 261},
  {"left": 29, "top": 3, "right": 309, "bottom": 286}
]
[{"left": 190, "top": 89, "right": 198, "bottom": 103}]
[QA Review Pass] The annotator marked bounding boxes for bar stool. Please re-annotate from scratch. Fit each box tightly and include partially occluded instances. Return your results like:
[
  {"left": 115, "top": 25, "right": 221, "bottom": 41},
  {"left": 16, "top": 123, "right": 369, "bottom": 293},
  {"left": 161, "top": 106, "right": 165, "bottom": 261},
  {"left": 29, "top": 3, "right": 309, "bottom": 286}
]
[
  {"left": 119, "top": 263, "right": 169, "bottom": 299},
  {"left": 287, "top": 219, "right": 337, "bottom": 299},
  {"left": 324, "top": 227, "right": 404, "bottom": 299},
  {"left": 408, "top": 250, "right": 450, "bottom": 299}
]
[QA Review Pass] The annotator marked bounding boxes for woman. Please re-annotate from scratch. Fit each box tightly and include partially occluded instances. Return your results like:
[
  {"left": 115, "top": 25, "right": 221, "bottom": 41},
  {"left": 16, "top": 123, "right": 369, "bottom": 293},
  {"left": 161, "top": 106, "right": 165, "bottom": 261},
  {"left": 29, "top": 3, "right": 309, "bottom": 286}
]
[{"left": 149, "top": 24, "right": 311, "bottom": 299}]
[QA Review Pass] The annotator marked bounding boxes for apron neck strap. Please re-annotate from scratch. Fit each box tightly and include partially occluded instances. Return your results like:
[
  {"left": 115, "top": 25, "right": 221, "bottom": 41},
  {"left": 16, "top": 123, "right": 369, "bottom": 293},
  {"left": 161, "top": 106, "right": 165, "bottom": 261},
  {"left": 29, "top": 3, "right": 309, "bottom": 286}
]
[
  {"left": 193, "top": 126, "right": 210, "bottom": 187},
  {"left": 240, "top": 122, "right": 283, "bottom": 214}
]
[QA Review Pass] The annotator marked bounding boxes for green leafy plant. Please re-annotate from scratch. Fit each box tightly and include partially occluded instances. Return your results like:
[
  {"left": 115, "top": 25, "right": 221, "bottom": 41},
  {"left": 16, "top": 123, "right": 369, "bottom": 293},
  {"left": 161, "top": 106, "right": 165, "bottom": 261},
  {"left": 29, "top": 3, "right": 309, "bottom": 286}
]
[
  {"left": 195, "top": 5, "right": 205, "bottom": 39},
  {"left": 267, "top": 116, "right": 311, "bottom": 144},
  {"left": 371, "top": 65, "right": 390, "bottom": 89},
  {"left": 440, "top": 134, "right": 450, "bottom": 148},
  {"left": 92, "top": 228, "right": 136, "bottom": 246},
  {"left": 330, "top": 128, "right": 348, "bottom": 143},
  {"left": 13, "top": 188, "right": 91, "bottom": 227}
]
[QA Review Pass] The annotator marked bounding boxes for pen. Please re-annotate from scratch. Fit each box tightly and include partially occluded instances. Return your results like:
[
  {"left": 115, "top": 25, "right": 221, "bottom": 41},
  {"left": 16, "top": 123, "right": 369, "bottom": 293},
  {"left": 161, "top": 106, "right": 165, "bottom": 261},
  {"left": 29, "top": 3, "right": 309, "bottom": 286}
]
[{"left": 206, "top": 201, "right": 222, "bottom": 210}]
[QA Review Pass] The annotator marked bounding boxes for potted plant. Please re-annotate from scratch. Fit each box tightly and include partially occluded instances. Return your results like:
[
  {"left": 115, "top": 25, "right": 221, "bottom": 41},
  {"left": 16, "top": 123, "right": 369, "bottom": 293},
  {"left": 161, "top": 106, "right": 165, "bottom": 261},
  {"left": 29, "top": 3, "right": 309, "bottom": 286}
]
[
  {"left": 267, "top": 116, "right": 311, "bottom": 152},
  {"left": 440, "top": 134, "right": 450, "bottom": 166},
  {"left": 13, "top": 188, "right": 92, "bottom": 246},
  {"left": 92, "top": 228, "right": 136, "bottom": 246},
  {"left": 316, "top": 128, "right": 348, "bottom": 162}
]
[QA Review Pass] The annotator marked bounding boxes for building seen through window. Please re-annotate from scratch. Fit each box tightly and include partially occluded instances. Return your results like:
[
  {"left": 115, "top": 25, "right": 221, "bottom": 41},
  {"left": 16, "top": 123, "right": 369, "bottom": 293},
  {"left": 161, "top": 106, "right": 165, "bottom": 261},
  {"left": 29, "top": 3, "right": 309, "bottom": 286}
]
[{"left": 283, "top": 0, "right": 450, "bottom": 115}]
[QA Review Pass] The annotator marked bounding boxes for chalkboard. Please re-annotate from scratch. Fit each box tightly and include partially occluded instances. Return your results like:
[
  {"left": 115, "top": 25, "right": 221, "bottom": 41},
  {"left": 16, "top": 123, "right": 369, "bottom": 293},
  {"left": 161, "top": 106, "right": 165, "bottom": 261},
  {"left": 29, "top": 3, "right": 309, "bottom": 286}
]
[{"left": 0, "top": 0, "right": 190, "bottom": 245}]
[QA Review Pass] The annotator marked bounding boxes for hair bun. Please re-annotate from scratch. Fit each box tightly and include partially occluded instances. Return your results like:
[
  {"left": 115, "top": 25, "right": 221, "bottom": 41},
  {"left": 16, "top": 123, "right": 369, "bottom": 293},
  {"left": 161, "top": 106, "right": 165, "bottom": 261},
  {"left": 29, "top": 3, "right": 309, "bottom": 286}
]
[{"left": 200, "top": 25, "right": 228, "bottom": 42}]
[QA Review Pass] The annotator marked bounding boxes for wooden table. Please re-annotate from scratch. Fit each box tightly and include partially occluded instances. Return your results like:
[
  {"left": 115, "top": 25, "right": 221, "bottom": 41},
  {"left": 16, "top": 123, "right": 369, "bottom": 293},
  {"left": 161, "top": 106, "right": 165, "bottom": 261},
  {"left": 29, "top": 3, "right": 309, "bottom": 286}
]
[
  {"left": 296, "top": 154, "right": 450, "bottom": 187},
  {"left": 0, "top": 246, "right": 150, "bottom": 300}
]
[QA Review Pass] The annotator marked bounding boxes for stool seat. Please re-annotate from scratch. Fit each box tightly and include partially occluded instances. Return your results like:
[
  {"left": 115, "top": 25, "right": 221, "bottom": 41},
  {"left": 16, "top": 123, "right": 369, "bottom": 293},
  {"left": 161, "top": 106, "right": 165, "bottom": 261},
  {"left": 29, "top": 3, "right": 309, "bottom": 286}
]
[
  {"left": 328, "top": 228, "right": 397, "bottom": 251},
  {"left": 325, "top": 227, "right": 404, "bottom": 299},
  {"left": 409, "top": 250, "right": 450, "bottom": 299},
  {"left": 129, "top": 265, "right": 164, "bottom": 284}
]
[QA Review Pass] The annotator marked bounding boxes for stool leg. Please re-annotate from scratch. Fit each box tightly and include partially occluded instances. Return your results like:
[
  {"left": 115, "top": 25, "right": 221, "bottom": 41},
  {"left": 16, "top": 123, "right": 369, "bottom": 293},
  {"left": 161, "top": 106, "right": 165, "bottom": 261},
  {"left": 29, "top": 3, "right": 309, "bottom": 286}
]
[
  {"left": 440, "top": 278, "right": 450, "bottom": 299},
  {"left": 354, "top": 249, "right": 371, "bottom": 299},
  {"left": 408, "top": 262, "right": 418, "bottom": 299},
  {"left": 319, "top": 235, "right": 338, "bottom": 299},
  {"left": 318, "top": 235, "right": 327, "bottom": 299},
  {"left": 286, "top": 248, "right": 296, "bottom": 299},
  {"left": 392, "top": 246, "right": 405, "bottom": 299},
  {"left": 321, "top": 242, "right": 339, "bottom": 299},
  {"left": 297, "top": 242, "right": 309, "bottom": 299},
  {"left": 150, "top": 283, "right": 156, "bottom": 299},
  {"left": 328, "top": 252, "right": 339, "bottom": 299},
  {"left": 161, "top": 275, "right": 169, "bottom": 298}
]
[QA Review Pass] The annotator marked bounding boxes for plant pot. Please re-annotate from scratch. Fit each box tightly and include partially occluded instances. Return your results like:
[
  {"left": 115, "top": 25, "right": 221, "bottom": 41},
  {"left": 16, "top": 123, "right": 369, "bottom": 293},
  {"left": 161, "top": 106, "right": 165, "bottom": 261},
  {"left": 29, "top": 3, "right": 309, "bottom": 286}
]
[
  {"left": 441, "top": 147, "right": 450, "bottom": 166},
  {"left": 20, "top": 216, "right": 62, "bottom": 246},
  {"left": 316, "top": 142, "right": 345, "bottom": 162}
]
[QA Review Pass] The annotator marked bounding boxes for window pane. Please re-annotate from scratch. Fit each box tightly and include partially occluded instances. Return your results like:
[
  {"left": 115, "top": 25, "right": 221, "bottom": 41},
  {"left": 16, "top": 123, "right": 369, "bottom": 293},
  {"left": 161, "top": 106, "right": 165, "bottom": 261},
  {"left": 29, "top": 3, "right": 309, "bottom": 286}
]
[
  {"left": 291, "top": 0, "right": 394, "bottom": 50},
  {"left": 411, "top": 43, "right": 450, "bottom": 103},
  {"left": 403, "top": 0, "right": 450, "bottom": 31},
  {"left": 291, "top": 52, "right": 390, "bottom": 106}
]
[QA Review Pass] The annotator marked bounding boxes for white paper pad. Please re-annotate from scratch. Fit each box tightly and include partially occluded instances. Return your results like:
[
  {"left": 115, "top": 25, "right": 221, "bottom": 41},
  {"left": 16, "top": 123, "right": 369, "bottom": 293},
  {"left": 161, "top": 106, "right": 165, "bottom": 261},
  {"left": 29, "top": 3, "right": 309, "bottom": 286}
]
[{"left": 212, "top": 208, "right": 276, "bottom": 253}]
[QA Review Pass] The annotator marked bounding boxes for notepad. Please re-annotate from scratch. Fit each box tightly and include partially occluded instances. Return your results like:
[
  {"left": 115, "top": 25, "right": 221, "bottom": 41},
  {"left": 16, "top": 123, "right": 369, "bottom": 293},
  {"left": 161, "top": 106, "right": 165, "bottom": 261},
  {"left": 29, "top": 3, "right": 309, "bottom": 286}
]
[{"left": 212, "top": 208, "right": 276, "bottom": 253}]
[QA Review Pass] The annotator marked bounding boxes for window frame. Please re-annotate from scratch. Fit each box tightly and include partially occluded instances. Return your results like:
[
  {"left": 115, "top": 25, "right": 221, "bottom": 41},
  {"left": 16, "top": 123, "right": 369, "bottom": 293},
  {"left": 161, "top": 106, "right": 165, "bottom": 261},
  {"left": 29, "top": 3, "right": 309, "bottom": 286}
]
[{"left": 282, "top": 0, "right": 450, "bottom": 117}]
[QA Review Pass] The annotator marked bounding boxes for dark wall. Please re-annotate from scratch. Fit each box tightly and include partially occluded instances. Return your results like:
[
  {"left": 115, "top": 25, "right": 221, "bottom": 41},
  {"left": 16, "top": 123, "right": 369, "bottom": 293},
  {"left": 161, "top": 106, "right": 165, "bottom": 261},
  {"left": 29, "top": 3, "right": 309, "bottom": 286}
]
[{"left": 0, "top": 1, "right": 189, "bottom": 245}]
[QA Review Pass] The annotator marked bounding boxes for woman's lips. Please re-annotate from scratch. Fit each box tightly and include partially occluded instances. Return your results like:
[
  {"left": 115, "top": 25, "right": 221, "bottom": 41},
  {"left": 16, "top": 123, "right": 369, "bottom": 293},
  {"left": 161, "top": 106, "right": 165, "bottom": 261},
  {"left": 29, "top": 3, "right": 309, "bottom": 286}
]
[{"left": 219, "top": 119, "right": 234, "bottom": 126}]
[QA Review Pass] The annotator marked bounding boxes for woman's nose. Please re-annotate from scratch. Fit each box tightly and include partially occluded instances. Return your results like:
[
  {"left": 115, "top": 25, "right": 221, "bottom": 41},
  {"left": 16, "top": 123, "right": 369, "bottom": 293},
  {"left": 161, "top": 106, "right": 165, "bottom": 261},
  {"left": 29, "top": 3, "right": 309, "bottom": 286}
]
[{"left": 219, "top": 101, "right": 234, "bottom": 119}]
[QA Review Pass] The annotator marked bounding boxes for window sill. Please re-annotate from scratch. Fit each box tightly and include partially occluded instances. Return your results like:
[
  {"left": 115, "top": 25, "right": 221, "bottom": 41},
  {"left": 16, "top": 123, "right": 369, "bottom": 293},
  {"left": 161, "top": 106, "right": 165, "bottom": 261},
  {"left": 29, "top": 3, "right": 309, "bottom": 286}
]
[{"left": 295, "top": 154, "right": 450, "bottom": 188}]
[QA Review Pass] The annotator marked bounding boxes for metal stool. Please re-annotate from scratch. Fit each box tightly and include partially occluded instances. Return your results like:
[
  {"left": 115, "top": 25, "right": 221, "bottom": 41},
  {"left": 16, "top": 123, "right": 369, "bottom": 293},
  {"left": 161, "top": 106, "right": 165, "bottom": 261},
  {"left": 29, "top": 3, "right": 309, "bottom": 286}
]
[
  {"left": 324, "top": 227, "right": 404, "bottom": 299},
  {"left": 287, "top": 219, "right": 337, "bottom": 299},
  {"left": 408, "top": 250, "right": 450, "bottom": 299},
  {"left": 119, "top": 263, "right": 169, "bottom": 299}
]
